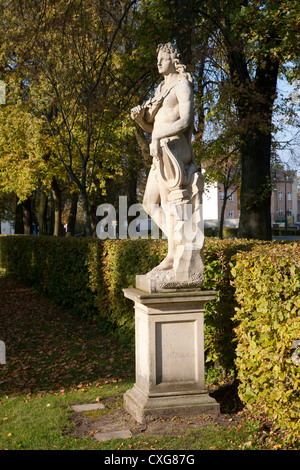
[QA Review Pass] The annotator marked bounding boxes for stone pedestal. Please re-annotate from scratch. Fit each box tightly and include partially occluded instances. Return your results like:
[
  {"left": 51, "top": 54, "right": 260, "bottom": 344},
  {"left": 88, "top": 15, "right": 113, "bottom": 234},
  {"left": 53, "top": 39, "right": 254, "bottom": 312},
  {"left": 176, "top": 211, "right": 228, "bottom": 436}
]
[{"left": 123, "top": 288, "right": 220, "bottom": 423}]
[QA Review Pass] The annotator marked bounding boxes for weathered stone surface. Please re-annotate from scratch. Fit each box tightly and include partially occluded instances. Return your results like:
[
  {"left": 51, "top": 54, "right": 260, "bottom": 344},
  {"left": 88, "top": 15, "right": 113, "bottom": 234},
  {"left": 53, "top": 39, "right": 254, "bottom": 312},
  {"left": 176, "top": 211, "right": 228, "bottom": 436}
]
[
  {"left": 71, "top": 403, "right": 105, "bottom": 412},
  {"left": 124, "top": 385, "right": 220, "bottom": 424},
  {"left": 123, "top": 288, "right": 219, "bottom": 423},
  {"left": 93, "top": 430, "right": 132, "bottom": 442}
]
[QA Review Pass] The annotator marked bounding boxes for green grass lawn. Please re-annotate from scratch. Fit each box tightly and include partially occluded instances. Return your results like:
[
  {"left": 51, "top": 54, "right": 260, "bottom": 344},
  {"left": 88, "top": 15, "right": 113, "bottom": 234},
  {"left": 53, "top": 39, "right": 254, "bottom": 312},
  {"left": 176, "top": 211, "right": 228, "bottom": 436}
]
[
  {"left": 0, "top": 276, "right": 288, "bottom": 451},
  {"left": 0, "top": 380, "right": 265, "bottom": 451}
]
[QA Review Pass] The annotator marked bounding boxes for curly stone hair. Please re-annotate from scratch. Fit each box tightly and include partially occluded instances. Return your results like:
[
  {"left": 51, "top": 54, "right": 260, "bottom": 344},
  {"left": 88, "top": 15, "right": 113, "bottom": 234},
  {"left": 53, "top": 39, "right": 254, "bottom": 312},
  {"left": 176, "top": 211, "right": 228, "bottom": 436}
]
[{"left": 156, "top": 42, "right": 193, "bottom": 83}]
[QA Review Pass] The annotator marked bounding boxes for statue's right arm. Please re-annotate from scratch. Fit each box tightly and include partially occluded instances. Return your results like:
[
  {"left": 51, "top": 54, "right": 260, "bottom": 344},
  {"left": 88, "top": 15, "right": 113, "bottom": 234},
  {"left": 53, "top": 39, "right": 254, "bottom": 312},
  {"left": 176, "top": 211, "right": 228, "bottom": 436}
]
[{"left": 131, "top": 106, "right": 153, "bottom": 134}]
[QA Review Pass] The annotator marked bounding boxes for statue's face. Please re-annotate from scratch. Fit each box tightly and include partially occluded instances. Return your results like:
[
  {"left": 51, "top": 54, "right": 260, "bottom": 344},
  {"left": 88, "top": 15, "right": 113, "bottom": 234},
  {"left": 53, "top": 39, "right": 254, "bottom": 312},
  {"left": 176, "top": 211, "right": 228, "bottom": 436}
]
[{"left": 157, "top": 50, "right": 176, "bottom": 76}]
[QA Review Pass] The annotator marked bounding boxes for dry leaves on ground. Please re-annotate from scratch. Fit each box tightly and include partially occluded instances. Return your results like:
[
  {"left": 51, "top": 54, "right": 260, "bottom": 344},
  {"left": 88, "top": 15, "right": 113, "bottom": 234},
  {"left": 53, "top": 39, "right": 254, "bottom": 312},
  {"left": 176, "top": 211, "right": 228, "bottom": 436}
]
[{"left": 0, "top": 277, "right": 134, "bottom": 395}]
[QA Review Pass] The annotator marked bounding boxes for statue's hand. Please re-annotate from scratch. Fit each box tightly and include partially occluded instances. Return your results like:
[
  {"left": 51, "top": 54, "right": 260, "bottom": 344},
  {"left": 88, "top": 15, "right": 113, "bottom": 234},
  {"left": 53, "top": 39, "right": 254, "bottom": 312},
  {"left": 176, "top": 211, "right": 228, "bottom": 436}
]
[
  {"left": 149, "top": 139, "right": 162, "bottom": 158},
  {"left": 131, "top": 105, "right": 145, "bottom": 121}
]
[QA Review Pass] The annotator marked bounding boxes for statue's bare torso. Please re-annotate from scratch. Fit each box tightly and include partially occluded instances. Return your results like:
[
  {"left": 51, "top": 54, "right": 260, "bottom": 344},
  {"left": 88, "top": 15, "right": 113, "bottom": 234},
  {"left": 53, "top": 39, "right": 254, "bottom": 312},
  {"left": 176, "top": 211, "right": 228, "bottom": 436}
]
[{"left": 152, "top": 78, "right": 193, "bottom": 166}]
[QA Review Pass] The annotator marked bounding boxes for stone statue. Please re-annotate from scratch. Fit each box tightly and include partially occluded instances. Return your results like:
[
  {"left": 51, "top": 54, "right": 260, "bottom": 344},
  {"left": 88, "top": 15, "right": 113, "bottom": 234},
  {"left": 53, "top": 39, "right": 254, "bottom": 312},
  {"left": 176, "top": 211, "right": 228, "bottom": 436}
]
[{"left": 131, "top": 43, "right": 205, "bottom": 292}]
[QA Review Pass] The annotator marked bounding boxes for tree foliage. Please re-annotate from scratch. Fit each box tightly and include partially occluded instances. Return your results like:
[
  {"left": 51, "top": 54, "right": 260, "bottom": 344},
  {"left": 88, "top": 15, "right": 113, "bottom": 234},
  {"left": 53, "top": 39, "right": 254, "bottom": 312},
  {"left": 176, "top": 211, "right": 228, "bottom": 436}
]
[
  {"left": 189, "top": 0, "right": 300, "bottom": 239},
  {"left": 0, "top": 0, "right": 299, "bottom": 238}
]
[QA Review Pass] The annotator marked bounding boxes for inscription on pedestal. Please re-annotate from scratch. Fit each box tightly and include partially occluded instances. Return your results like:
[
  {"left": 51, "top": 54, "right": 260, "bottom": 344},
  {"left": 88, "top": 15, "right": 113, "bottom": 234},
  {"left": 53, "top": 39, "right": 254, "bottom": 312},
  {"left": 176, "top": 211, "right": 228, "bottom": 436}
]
[{"left": 155, "top": 321, "right": 197, "bottom": 384}]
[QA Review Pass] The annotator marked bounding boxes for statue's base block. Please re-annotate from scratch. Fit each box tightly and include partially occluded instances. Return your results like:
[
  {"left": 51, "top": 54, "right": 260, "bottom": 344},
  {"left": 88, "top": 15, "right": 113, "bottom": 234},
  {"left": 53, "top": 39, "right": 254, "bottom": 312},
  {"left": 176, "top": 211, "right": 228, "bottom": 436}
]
[
  {"left": 123, "top": 288, "right": 220, "bottom": 423},
  {"left": 136, "top": 273, "right": 203, "bottom": 294},
  {"left": 124, "top": 385, "right": 219, "bottom": 424}
]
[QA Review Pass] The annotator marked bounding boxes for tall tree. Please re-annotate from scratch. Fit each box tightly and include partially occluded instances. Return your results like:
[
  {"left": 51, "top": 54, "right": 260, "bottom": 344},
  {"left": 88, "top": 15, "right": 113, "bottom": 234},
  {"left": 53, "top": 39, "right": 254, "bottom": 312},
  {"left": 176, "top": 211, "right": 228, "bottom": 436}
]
[
  {"left": 3, "top": 0, "right": 142, "bottom": 236},
  {"left": 193, "top": 0, "right": 300, "bottom": 239},
  {"left": 0, "top": 76, "right": 62, "bottom": 235}
]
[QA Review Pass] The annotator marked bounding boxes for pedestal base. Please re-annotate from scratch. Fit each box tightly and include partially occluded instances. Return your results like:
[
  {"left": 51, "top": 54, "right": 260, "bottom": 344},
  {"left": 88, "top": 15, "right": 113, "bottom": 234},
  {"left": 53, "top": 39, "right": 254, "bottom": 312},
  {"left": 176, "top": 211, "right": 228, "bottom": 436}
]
[
  {"left": 124, "top": 384, "right": 219, "bottom": 423},
  {"left": 123, "top": 288, "right": 220, "bottom": 423}
]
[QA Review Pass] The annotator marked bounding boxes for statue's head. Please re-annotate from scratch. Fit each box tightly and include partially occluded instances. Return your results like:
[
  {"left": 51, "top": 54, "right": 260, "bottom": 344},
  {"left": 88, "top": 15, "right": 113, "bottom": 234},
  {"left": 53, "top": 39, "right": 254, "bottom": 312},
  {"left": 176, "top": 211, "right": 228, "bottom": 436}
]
[{"left": 156, "top": 43, "right": 192, "bottom": 83}]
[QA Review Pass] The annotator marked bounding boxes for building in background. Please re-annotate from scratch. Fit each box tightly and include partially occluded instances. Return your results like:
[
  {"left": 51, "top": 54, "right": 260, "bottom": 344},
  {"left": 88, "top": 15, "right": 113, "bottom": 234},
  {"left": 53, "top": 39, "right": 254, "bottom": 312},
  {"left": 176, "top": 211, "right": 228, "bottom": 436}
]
[
  {"left": 271, "top": 168, "right": 299, "bottom": 228},
  {"left": 203, "top": 181, "right": 240, "bottom": 228},
  {"left": 203, "top": 167, "right": 299, "bottom": 229},
  {"left": 0, "top": 220, "right": 14, "bottom": 234}
]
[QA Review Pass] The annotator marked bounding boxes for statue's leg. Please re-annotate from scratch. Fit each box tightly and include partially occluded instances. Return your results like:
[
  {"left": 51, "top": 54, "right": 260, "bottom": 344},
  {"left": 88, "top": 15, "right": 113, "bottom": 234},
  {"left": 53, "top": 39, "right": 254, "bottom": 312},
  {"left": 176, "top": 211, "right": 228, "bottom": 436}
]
[
  {"left": 143, "top": 163, "right": 174, "bottom": 271},
  {"left": 142, "top": 164, "right": 163, "bottom": 232},
  {"left": 155, "top": 159, "right": 178, "bottom": 270}
]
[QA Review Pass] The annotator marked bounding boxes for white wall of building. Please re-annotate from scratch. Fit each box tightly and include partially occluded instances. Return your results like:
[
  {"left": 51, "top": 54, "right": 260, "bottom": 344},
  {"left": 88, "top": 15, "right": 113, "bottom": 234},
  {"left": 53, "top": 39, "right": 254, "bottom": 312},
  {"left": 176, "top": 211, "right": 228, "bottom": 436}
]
[
  {"left": 203, "top": 183, "right": 218, "bottom": 220},
  {"left": 202, "top": 180, "right": 239, "bottom": 228},
  {"left": 1, "top": 220, "right": 14, "bottom": 235},
  {"left": 203, "top": 182, "right": 219, "bottom": 227}
]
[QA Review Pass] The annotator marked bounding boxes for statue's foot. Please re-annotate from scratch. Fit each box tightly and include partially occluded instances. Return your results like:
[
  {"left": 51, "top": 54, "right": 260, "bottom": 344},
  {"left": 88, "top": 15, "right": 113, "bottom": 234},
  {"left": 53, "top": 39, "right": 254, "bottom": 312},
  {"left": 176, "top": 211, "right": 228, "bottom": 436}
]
[{"left": 152, "top": 255, "right": 174, "bottom": 272}]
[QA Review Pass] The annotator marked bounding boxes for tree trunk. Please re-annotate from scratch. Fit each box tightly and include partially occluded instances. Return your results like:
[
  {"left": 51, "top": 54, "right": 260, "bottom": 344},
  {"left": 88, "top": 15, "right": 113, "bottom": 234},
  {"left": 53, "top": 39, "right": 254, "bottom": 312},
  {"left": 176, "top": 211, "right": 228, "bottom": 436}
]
[
  {"left": 90, "top": 203, "right": 97, "bottom": 237},
  {"left": 66, "top": 192, "right": 78, "bottom": 237},
  {"left": 51, "top": 178, "right": 62, "bottom": 237},
  {"left": 170, "top": 0, "right": 194, "bottom": 67},
  {"left": 38, "top": 190, "right": 48, "bottom": 235},
  {"left": 48, "top": 195, "right": 54, "bottom": 236},
  {"left": 22, "top": 197, "right": 32, "bottom": 235},
  {"left": 127, "top": 170, "right": 138, "bottom": 209},
  {"left": 80, "top": 189, "right": 92, "bottom": 237},
  {"left": 236, "top": 58, "right": 279, "bottom": 241},
  {"left": 237, "top": 131, "right": 273, "bottom": 240},
  {"left": 219, "top": 185, "right": 228, "bottom": 240},
  {"left": 226, "top": 41, "right": 279, "bottom": 240},
  {"left": 15, "top": 198, "right": 24, "bottom": 234},
  {"left": 134, "top": 125, "right": 151, "bottom": 171}
]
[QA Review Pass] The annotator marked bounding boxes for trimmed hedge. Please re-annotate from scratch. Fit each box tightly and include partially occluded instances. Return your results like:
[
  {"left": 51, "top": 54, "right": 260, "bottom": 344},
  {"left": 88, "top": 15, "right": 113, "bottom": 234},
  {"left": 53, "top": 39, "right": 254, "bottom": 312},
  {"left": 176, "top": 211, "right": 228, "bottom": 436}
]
[
  {"left": 204, "top": 227, "right": 238, "bottom": 238},
  {"left": 272, "top": 228, "right": 300, "bottom": 237},
  {"left": 0, "top": 235, "right": 99, "bottom": 318},
  {"left": 232, "top": 242, "right": 300, "bottom": 444},
  {"left": 0, "top": 235, "right": 299, "bottom": 443},
  {"left": 0, "top": 235, "right": 251, "bottom": 366},
  {"left": 0, "top": 236, "right": 169, "bottom": 337}
]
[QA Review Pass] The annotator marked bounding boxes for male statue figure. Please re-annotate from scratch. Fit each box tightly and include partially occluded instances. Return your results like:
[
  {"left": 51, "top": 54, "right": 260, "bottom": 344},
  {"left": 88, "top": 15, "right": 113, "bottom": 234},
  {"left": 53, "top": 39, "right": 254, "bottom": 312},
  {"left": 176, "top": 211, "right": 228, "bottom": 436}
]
[{"left": 131, "top": 43, "right": 204, "bottom": 292}]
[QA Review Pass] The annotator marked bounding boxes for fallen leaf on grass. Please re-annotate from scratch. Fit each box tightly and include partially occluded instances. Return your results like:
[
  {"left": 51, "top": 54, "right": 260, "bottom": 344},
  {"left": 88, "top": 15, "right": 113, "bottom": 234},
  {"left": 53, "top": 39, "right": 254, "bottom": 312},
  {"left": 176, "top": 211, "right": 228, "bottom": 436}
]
[{"left": 243, "top": 441, "right": 252, "bottom": 447}]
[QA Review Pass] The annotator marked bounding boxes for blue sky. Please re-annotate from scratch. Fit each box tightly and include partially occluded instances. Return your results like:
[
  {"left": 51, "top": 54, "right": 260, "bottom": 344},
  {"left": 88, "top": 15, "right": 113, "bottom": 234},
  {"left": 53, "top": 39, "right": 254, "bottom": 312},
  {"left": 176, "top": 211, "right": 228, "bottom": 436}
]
[{"left": 274, "top": 77, "right": 300, "bottom": 173}]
